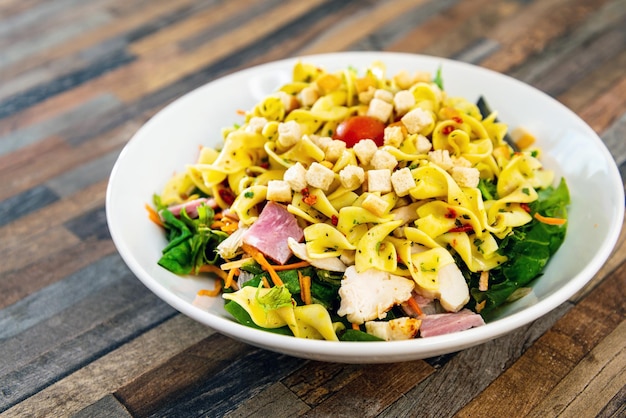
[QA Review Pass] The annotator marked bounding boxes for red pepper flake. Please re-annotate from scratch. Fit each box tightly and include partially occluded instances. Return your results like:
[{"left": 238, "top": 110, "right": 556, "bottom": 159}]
[
  {"left": 218, "top": 188, "right": 236, "bottom": 206},
  {"left": 448, "top": 224, "right": 474, "bottom": 233},
  {"left": 444, "top": 207, "right": 457, "bottom": 219},
  {"left": 259, "top": 162, "right": 270, "bottom": 169},
  {"left": 301, "top": 187, "right": 310, "bottom": 197},
  {"left": 452, "top": 116, "right": 463, "bottom": 124},
  {"left": 521, "top": 203, "right": 531, "bottom": 213},
  {"left": 303, "top": 194, "right": 317, "bottom": 206},
  {"left": 442, "top": 125, "right": 455, "bottom": 135},
  {"left": 331, "top": 215, "right": 339, "bottom": 226}
]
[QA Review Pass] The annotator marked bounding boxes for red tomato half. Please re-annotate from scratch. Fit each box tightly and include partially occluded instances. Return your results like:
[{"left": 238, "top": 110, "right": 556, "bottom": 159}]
[{"left": 333, "top": 115, "right": 386, "bottom": 147}]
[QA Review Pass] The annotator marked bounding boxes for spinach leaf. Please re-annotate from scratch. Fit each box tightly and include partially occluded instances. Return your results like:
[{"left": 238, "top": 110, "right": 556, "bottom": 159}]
[
  {"left": 433, "top": 66, "right": 444, "bottom": 90},
  {"left": 469, "top": 178, "right": 570, "bottom": 315},
  {"left": 339, "top": 329, "right": 384, "bottom": 342},
  {"left": 157, "top": 204, "right": 227, "bottom": 275}
]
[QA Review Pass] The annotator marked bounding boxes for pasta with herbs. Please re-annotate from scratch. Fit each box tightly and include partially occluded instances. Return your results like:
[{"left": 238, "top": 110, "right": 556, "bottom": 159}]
[{"left": 152, "top": 60, "right": 569, "bottom": 342}]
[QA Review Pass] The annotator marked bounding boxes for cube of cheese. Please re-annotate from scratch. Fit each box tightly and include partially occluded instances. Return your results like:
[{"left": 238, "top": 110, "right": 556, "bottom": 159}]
[
  {"left": 306, "top": 162, "right": 335, "bottom": 191},
  {"left": 393, "top": 90, "right": 415, "bottom": 115},
  {"left": 339, "top": 164, "right": 365, "bottom": 190},
  {"left": 277, "top": 120, "right": 302, "bottom": 148},
  {"left": 367, "top": 169, "right": 392, "bottom": 193},
  {"left": 367, "top": 98, "right": 394, "bottom": 123},
  {"left": 451, "top": 166, "right": 480, "bottom": 188},
  {"left": 391, "top": 167, "right": 416, "bottom": 197},
  {"left": 401, "top": 107, "right": 433, "bottom": 134},
  {"left": 353, "top": 139, "right": 378, "bottom": 165},
  {"left": 310, "top": 135, "right": 332, "bottom": 151},
  {"left": 371, "top": 150, "right": 398, "bottom": 171},
  {"left": 383, "top": 125, "right": 404, "bottom": 148},
  {"left": 283, "top": 162, "right": 307, "bottom": 192},
  {"left": 266, "top": 180, "right": 292, "bottom": 202}
]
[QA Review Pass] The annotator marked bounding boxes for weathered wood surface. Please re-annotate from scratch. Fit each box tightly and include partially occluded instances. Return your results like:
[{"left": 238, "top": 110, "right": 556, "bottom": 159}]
[{"left": 1, "top": 0, "right": 624, "bottom": 416}]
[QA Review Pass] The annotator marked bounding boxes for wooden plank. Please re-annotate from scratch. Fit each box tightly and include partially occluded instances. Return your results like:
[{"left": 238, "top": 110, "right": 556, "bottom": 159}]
[
  {"left": 223, "top": 383, "right": 311, "bottom": 418},
  {"left": 578, "top": 74, "right": 626, "bottom": 135},
  {"left": 114, "top": 334, "right": 305, "bottom": 417},
  {"left": 455, "top": 258, "right": 626, "bottom": 417},
  {"left": 302, "top": 361, "right": 434, "bottom": 417},
  {"left": 1, "top": 314, "right": 214, "bottom": 417},
  {"left": 114, "top": 0, "right": 328, "bottom": 103},
  {"left": 509, "top": 0, "right": 626, "bottom": 95},
  {"left": 378, "top": 303, "right": 571, "bottom": 417},
  {"left": 0, "top": 260, "right": 177, "bottom": 412},
  {"left": 558, "top": 49, "right": 626, "bottom": 114},
  {"left": 480, "top": 0, "right": 612, "bottom": 73},
  {"left": 0, "top": 178, "right": 107, "bottom": 254},
  {"left": 386, "top": 0, "right": 514, "bottom": 55},
  {"left": 296, "top": 0, "right": 431, "bottom": 55},
  {"left": 526, "top": 320, "right": 626, "bottom": 418},
  {"left": 0, "top": 238, "right": 115, "bottom": 310}
]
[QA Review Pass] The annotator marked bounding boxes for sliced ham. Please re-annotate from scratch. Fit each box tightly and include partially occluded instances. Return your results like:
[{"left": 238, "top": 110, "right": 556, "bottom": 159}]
[
  {"left": 164, "top": 197, "right": 217, "bottom": 219},
  {"left": 419, "top": 309, "right": 485, "bottom": 337},
  {"left": 242, "top": 202, "right": 303, "bottom": 265}
]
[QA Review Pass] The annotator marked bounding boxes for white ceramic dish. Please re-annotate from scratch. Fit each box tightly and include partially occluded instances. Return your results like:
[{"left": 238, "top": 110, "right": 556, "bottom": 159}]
[{"left": 106, "top": 52, "right": 624, "bottom": 363}]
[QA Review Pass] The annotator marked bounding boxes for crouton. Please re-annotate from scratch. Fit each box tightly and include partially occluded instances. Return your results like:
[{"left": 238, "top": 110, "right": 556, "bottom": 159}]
[
  {"left": 374, "top": 89, "right": 394, "bottom": 103},
  {"left": 266, "top": 180, "right": 292, "bottom": 202},
  {"left": 371, "top": 150, "right": 398, "bottom": 171},
  {"left": 353, "top": 139, "right": 378, "bottom": 165},
  {"left": 415, "top": 134, "right": 433, "bottom": 154},
  {"left": 367, "top": 169, "right": 392, "bottom": 193},
  {"left": 450, "top": 166, "right": 480, "bottom": 188},
  {"left": 306, "top": 162, "right": 335, "bottom": 191},
  {"left": 324, "top": 140, "right": 347, "bottom": 162},
  {"left": 277, "top": 120, "right": 302, "bottom": 148},
  {"left": 358, "top": 86, "right": 376, "bottom": 105},
  {"left": 245, "top": 116, "right": 268, "bottom": 133},
  {"left": 383, "top": 125, "right": 405, "bottom": 148},
  {"left": 401, "top": 107, "right": 433, "bottom": 134},
  {"left": 362, "top": 193, "right": 389, "bottom": 217},
  {"left": 391, "top": 167, "right": 416, "bottom": 197},
  {"left": 283, "top": 162, "right": 308, "bottom": 192},
  {"left": 299, "top": 85, "right": 319, "bottom": 107},
  {"left": 428, "top": 149, "right": 453, "bottom": 171},
  {"left": 274, "top": 91, "right": 297, "bottom": 112},
  {"left": 393, "top": 90, "right": 415, "bottom": 115},
  {"left": 367, "top": 98, "right": 394, "bottom": 123},
  {"left": 339, "top": 164, "right": 365, "bottom": 190},
  {"left": 393, "top": 70, "right": 414, "bottom": 90}
]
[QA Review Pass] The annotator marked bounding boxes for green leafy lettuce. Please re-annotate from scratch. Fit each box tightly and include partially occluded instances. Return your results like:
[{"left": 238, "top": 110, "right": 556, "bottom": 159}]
[
  {"left": 157, "top": 199, "right": 228, "bottom": 274},
  {"left": 467, "top": 178, "right": 570, "bottom": 316}
]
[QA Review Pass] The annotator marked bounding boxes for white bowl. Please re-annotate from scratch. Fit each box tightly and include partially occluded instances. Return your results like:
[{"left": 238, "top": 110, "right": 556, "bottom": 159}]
[{"left": 106, "top": 52, "right": 624, "bottom": 363}]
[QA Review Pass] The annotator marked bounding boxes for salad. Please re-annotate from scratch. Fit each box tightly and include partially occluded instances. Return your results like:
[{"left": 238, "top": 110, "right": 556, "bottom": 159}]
[{"left": 147, "top": 61, "right": 569, "bottom": 342}]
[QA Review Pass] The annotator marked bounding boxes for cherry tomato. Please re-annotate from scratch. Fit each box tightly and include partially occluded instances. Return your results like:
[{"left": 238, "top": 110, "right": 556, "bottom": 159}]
[{"left": 333, "top": 115, "right": 386, "bottom": 147}]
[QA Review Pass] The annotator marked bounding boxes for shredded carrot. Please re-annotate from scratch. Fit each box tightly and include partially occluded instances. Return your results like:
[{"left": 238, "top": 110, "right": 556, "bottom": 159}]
[
  {"left": 352, "top": 322, "right": 360, "bottom": 331},
  {"left": 272, "top": 260, "right": 310, "bottom": 271},
  {"left": 197, "top": 279, "right": 222, "bottom": 297},
  {"left": 196, "top": 264, "right": 228, "bottom": 280},
  {"left": 236, "top": 109, "right": 246, "bottom": 115},
  {"left": 534, "top": 212, "right": 567, "bottom": 225},
  {"left": 145, "top": 203, "right": 164, "bottom": 227},
  {"left": 406, "top": 296, "right": 423, "bottom": 317},
  {"left": 224, "top": 267, "right": 239, "bottom": 289},
  {"left": 479, "top": 270, "right": 489, "bottom": 292},
  {"left": 298, "top": 271, "right": 312, "bottom": 305},
  {"left": 242, "top": 244, "right": 284, "bottom": 287}
]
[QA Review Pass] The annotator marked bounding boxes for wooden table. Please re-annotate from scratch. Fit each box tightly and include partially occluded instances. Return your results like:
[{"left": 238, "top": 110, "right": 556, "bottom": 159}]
[{"left": 1, "top": 0, "right": 625, "bottom": 416}]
